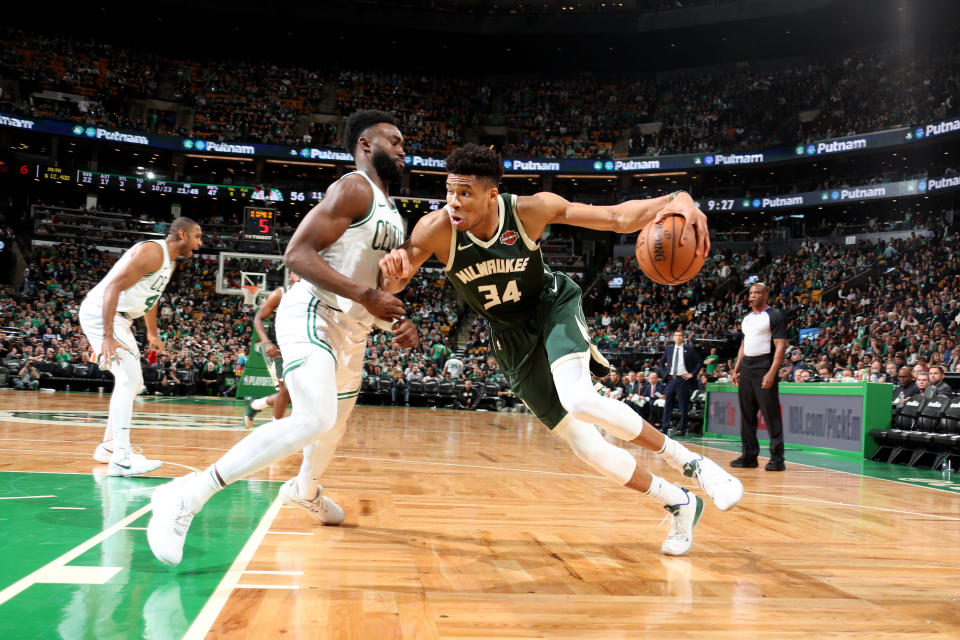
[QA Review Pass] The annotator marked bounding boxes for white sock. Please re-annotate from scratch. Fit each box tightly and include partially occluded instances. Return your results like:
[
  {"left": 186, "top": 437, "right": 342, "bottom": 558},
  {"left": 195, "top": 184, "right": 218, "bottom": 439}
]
[
  {"left": 658, "top": 436, "right": 699, "bottom": 472},
  {"left": 183, "top": 466, "right": 226, "bottom": 513},
  {"left": 645, "top": 473, "right": 689, "bottom": 507},
  {"left": 251, "top": 397, "right": 269, "bottom": 411}
]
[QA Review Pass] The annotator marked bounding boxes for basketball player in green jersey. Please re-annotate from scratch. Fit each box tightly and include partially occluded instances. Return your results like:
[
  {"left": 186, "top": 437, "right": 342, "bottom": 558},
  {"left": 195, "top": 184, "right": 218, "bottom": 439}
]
[{"left": 380, "top": 144, "right": 743, "bottom": 556}]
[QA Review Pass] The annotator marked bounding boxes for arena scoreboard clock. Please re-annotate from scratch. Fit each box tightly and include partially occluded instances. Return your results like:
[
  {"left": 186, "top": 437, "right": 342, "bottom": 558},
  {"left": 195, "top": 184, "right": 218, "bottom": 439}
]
[{"left": 244, "top": 206, "right": 277, "bottom": 241}]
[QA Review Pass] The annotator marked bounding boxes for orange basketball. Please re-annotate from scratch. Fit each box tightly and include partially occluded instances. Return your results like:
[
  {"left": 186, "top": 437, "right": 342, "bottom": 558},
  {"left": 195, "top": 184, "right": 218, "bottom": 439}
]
[{"left": 635, "top": 214, "right": 705, "bottom": 285}]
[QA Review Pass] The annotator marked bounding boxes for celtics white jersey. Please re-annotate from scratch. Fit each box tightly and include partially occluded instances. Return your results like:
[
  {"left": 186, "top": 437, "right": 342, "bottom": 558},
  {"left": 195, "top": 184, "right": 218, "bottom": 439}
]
[
  {"left": 86, "top": 239, "right": 174, "bottom": 319},
  {"left": 308, "top": 170, "right": 405, "bottom": 329}
]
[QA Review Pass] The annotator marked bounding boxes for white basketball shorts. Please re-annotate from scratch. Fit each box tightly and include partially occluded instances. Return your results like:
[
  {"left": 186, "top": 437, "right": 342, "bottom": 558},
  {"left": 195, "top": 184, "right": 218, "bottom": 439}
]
[
  {"left": 275, "top": 283, "right": 366, "bottom": 402},
  {"left": 79, "top": 297, "right": 139, "bottom": 362}
]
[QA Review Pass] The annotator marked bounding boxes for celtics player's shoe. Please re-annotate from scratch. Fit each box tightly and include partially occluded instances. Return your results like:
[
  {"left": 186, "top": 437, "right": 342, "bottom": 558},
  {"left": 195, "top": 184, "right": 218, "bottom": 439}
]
[
  {"left": 243, "top": 397, "right": 260, "bottom": 429},
  {"left": 661, "top": 488, "right": 704, "bottom": 556}
]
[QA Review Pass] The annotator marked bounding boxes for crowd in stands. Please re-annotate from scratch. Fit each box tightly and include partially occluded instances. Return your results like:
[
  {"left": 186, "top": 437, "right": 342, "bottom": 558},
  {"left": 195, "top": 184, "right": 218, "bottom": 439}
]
[
  {"left": 1, "top": 27, "right": 957, "bottom": 158},
  {"left": 0, "top": 238, "right": 255, "bottom": 396},
  {"left": 4, "top": 203, "right": 960, "bottom": 439}
]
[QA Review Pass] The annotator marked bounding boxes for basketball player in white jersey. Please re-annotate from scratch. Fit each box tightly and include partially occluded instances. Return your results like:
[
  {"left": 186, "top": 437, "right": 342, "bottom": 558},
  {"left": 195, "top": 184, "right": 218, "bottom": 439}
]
[
  {"left": 80, "top": 217, "right": 203, "bottom": 476},
  {"left": 242, "top": 272, "right": 301, "bottom": 427},
  {"left": 148, "top": 110, "right": 417, "bottom": 565}
]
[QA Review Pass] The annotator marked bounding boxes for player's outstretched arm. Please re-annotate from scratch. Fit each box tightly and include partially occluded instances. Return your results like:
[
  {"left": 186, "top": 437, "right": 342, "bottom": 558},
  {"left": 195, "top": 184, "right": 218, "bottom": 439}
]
[
  {"left": 378, "top": 207, "right": 453, "bottom": 293},
  {"left": 518, "top": 190, "right": 710, "bottom": 257},
  {"left": 285, "top": 175, "right": 405, "bottom": 322},
  {"left": 100, "top": 241, "right": 165, "bottom": 364}
]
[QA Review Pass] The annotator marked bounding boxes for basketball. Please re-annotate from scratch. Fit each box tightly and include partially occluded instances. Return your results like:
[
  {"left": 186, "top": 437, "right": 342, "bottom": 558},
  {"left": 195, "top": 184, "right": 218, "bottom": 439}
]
[{"left": 635, "top": 214, "right": 706, "bottom": 286}]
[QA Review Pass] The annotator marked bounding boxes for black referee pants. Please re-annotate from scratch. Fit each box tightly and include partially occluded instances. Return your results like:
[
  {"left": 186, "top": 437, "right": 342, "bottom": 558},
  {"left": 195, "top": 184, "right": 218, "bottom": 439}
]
[{"left": 738, "top": 356, "right": 785, "bottom": 461}]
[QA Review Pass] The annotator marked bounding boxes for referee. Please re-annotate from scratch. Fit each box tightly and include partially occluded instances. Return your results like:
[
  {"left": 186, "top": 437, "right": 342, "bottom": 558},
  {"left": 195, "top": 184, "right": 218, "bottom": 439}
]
[{"left": 730, "top": 282, "right": 789, "bottom": 471}]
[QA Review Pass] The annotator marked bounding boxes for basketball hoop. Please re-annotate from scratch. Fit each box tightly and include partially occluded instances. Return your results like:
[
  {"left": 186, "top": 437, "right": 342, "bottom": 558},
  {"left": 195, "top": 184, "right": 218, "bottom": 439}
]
[{"left": 241, "top": 284, "right": 261, "bottom": 307}]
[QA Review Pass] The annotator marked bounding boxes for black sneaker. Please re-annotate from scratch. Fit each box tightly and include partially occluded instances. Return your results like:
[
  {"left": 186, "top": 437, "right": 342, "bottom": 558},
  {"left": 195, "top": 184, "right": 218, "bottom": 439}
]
[
  {"left": 765, "top": 459, "right": 786, "bottom": 471},
  {"left": 243, "top": 397, "right": 260, "bottom": 429},
  {"left": 729, "top": 455, "right": 759, "bottom": 468}
]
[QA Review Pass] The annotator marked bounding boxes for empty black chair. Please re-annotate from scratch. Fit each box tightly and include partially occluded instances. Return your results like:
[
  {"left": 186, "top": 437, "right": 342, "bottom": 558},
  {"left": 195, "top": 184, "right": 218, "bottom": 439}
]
[
  {"left": 480, "top": 381, "right": 501, "bottom": 410},
  {"left": 423, "top": 379, "right": 440, "bottom": 407},
  {"left": 908, "top": 394, "right": 951, "bottom": 467},
  {"left": 932, "top": 395, "right": 960, "bottom": 469},
  {"left": 940, "top": 395, "right": 960, "bottom": 434},
  {"left": 376, "top": 377, "right": 394, "bottom": 405},
  {"left": 872, "top": 394, "right": 926, "bottom": 463},
  {"left": 438, "top": 381, "right": 454, "bottom": 407},
  {"left": 408, "top": 380, "right": 425, "bottom": 406}
]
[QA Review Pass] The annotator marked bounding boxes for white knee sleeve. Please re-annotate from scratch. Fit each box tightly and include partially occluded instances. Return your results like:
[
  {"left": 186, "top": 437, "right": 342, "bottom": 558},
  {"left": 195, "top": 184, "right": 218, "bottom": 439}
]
[
  {"left": 554, "top": 416, "right": 637, "bottom": 485},
  {"left": 552, "top": 356, "right": 644, "bottom": 441},
  {"left": 216, "top": 350, "right": 338, "bottom": 486}
]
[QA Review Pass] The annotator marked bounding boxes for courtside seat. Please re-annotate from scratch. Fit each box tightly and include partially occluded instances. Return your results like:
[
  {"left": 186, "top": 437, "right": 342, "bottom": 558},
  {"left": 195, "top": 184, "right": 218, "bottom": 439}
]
[
  {"left": 438, "top": 381, "right": 454, "bottom": 407},
  {"left": 872, "top": 394, "right": 925, "bottom": 463},
  {"left": 939, "top": 396, "right": 960, "bottom": 434},
  {"left": 422, "top": 380, "right": 440, "bottom": 407},
  {"left": 408, "top": 380, "right": 425, "bottom": 406},
  {"left": 480, "top": 381, "right": 501, "bottom": 410},
  {"left": 908, "top": 394, "right": 951, "bottom": 466},
  {"left": 360, "top": 375, "right": 380, "bottom": 404}
]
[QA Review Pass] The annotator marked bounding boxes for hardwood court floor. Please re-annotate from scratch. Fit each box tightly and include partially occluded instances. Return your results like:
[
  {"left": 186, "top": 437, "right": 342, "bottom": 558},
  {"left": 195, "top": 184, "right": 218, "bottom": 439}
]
[{"left": 1, "top": 390, "right": 959, "bottom": 639}]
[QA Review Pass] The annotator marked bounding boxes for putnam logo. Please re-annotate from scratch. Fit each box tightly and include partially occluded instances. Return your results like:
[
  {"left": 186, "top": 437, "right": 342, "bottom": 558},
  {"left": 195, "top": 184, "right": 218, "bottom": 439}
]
[
  {"left": 411, "top": 156, "right": 446, "bottom": 168},
  {"left": 501, "top": 230, "right": 519, "bottom": 246}
]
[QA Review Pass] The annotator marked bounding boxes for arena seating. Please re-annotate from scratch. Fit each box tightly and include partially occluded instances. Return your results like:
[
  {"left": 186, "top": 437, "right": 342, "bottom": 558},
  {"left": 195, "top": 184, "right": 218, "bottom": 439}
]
[{"left": 2, "top": 26, "right": 956, "bottom": 158}]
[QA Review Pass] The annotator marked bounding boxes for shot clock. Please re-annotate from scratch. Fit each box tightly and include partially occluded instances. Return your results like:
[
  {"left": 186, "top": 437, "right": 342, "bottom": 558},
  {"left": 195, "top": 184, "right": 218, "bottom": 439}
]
[{"left": 243, "top": 207, "right": 276, "bottom": 241}]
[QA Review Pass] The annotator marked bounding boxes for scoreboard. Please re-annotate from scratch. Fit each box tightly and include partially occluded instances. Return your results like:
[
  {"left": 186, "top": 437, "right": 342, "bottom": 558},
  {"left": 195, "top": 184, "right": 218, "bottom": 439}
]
[{"left": 244, "top": 207, "right": 276, "bottom": 241}]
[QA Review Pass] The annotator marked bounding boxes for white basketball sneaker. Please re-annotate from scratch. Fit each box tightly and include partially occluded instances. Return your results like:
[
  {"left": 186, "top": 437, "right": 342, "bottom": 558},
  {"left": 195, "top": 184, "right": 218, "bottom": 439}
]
[
  {"left": 278, "top": 478, "right": 344, "bottom": 525},
  {"left": 661, "top": 488, "right": 704, "bottom": 557},
  {"left": 683, "top": 455, "right": 744, "bottom": 511},
  {"left": 147, "top": 474, "right": 199, "bottom": 566},
  {"left": 108, "top": 448, "right": 162, "bottom": 477},
  {"left": 93, "top": 440, "right": 113, "bottom": 463}
]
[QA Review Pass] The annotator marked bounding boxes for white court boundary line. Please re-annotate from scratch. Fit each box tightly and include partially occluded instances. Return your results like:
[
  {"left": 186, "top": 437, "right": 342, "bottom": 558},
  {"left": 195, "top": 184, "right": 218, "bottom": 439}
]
[
  {"left": 685, "top": 439, "right": 960, "bottom": 498},
  {"left": 0, "top": 503, "right": 151, "bottom": 606},
  {"left": 0, "top": 494, "right": 56, "bottom": 500},
  {"left": 743, "top": 490, "right": 960, "bottom": 522},
  {"left": 183, "top": 496, "right": 284, "bottom": 640}
]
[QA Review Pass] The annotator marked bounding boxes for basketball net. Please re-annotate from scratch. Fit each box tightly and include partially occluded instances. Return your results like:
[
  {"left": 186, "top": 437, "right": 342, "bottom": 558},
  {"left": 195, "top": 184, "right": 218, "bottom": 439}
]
[{"left": 241, "top": 284, "right": 261, "bottom": 307}]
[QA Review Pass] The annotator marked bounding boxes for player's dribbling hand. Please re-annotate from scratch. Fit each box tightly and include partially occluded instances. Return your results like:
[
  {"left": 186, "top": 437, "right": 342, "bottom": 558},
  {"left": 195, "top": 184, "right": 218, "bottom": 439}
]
[
  {"left": 391, "top": 318, "right": 419, "bottom": 349},
  {"left": 653, "top": 191, "right": 711, "bottom": 257},
  {"left": 360, "top": 288, "right": 406, "bottom": 322},
  {"left": 379, "top": 249, "right": 413, "bottom": 280}
]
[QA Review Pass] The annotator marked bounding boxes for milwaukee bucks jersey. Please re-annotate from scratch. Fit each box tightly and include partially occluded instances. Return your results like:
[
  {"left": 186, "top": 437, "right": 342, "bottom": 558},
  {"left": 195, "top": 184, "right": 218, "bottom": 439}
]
[{"left": 444, "top": 193, "right": 552, "bottom": 329}]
